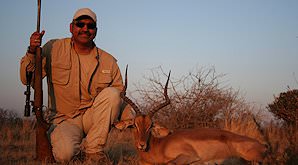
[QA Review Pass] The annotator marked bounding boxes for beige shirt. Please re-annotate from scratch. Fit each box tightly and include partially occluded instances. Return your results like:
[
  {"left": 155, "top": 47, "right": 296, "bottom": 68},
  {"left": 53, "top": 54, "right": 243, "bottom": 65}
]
[
  {"left": 20, "top": 38, "right": 123, "bottom": 121},
  {"left": 78, "top": 52, "right": 93, "bottom": 109}
]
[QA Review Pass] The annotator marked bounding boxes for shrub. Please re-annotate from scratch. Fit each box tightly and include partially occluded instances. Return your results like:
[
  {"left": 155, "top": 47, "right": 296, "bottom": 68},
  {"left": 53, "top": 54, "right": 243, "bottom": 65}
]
[{"left": 267, "top": 89, "right": 298, "bottom": 127}]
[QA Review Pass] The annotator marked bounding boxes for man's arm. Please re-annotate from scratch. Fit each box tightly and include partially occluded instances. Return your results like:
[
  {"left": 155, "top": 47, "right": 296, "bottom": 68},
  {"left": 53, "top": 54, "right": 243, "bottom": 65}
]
[{"left": 20, "top": 31, "right": 47, "bottom": 85}]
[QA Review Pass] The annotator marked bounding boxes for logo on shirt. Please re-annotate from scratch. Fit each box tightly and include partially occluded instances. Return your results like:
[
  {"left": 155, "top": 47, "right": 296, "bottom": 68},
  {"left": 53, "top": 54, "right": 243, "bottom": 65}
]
[{"left": 102, "top": 70, "right": 111, "bottom": 74}]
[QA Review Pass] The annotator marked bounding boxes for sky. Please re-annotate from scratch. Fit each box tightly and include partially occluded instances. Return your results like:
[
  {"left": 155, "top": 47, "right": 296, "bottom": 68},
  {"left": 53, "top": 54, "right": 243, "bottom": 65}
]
[{"left": 0, "top": 0, "right": 297, "bottom": 116}]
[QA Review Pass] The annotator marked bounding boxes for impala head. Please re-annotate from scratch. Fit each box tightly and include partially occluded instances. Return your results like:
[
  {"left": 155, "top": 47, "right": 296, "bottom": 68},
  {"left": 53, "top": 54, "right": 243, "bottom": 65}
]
[
  {"left": 115, "top": 65, "right": 171, "bottom": 151},
  {"left": 115, "top": 114, "right": 172, "bottom": 151},
  {"left": 133, "top": 115, "right": 152, "bottom": 151}
]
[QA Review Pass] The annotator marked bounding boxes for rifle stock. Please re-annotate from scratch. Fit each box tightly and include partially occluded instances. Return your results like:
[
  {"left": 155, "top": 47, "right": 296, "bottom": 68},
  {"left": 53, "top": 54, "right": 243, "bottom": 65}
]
[
  {"left": 33, "top": 46, "right": 55, "bottom": 162},
  {"left": 32, "top": 0, "right": 54, "bottom": 162}
]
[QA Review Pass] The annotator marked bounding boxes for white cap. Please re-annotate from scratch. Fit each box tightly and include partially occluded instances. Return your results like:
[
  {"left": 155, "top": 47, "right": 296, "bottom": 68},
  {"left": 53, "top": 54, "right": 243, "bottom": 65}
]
[{"left": 73, "top": 8, "right": 97, "bottom": 22}]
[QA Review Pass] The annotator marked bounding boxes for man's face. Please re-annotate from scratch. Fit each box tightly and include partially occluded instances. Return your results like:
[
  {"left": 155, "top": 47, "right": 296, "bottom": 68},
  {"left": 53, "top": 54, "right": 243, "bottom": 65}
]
[{"left": 70, "top": 18, "right": 97, "bottom": 45}]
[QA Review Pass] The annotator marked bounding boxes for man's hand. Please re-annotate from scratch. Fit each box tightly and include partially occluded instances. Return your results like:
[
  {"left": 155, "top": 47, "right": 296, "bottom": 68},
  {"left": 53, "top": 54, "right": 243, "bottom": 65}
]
[{"left": 28, "top": 30, "right": 45, "bottom": 54}]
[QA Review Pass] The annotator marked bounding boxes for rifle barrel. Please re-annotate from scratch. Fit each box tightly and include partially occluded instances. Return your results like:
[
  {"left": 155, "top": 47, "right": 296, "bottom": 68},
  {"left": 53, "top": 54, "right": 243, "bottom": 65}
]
[{"left": 37, "top": 0, "right": 41, "bottom": 32}]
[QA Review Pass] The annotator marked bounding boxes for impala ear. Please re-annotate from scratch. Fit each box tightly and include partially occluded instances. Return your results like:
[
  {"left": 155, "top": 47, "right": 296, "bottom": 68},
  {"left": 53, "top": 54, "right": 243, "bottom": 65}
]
[
  {"left": 114, "top": 119, "right": 134, "bottom": 130},
  {"left": 151, "top": 123, "right": 172, "bottom": 138}
]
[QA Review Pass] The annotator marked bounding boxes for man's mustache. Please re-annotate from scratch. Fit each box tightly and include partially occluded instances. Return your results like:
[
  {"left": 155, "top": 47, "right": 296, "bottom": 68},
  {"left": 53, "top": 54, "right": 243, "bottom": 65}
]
[{"left": 79, "top": 31, "right": 91, "bottom": 36}]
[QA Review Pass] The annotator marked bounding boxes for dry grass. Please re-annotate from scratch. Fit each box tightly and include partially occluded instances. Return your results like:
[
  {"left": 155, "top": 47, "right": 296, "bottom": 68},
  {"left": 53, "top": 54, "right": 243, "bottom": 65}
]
[
  {"left": 1, "top": 110, "right": 297, "bottom": 165},
  {"left": 0, "top": 116, "right": 36, "bottom": 165},
  {"left": 0, "top": 111, "right": 138, "bottom": 165}
]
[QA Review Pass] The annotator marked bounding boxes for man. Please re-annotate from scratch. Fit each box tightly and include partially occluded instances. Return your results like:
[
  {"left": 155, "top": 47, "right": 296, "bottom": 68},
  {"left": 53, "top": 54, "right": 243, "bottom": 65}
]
[{"left": 20, "top": 8, "right": 124, "bottom": 163}]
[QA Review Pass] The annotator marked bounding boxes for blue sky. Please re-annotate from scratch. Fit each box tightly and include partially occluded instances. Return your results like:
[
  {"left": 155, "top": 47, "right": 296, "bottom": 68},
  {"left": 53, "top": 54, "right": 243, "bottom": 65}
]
[{"left": 0, "top": 0, "right": 297, "bottom": 116}]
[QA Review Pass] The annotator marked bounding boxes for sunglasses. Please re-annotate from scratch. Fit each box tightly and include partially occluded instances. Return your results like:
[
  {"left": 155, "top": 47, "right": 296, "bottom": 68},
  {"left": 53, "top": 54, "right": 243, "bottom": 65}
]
[{"left": 74, "top": 22, "right": 97, "bottom": 29}]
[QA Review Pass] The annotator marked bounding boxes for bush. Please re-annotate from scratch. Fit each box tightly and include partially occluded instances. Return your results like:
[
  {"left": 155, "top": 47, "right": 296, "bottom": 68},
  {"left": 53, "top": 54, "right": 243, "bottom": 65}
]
[
  {"left": 267, "top": 89, "right": 298, "bottom": 126},
  {"left": 132, "top": 66, "right": 256, "bottom": 130},
  {"left": 266, "top": 89, "right": 298, "bottom": 164}
]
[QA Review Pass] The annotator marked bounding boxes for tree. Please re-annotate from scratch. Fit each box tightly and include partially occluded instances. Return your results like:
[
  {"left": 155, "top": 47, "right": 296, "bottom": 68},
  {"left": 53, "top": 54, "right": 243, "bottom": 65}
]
[{"left": 267, "top": 89, "right": 298, "bottom": 127}]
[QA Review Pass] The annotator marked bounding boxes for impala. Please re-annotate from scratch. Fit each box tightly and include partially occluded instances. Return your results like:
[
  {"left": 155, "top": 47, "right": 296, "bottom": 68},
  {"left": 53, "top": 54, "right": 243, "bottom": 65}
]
[{"left": 115, "top": 67, "right": 267, "bottom": 165}]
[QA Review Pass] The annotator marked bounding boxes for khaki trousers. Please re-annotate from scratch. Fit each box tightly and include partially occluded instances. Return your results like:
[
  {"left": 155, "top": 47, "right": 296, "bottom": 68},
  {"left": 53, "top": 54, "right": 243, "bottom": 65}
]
[{"left": 50, "top": 87, "right": 121, "bottom": 162}]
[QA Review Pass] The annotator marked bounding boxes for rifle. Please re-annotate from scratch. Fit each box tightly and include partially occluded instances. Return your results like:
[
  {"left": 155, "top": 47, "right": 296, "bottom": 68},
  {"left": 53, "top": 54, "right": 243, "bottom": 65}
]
[{"left": 24, "top": 0, "right": 55, "bottom": 162}]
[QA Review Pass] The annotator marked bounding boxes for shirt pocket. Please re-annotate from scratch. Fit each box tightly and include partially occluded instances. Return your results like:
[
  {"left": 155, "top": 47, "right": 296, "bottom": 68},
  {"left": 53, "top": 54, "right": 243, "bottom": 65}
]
[
  {"left": 51, "top": 66, "right": 71, "bottom": 85},
  {"left": 92, "top": 72, "right": 113, "bottom": 95},
  {"left": 96, "top": 73, "right": 112, "bottom": 88}
]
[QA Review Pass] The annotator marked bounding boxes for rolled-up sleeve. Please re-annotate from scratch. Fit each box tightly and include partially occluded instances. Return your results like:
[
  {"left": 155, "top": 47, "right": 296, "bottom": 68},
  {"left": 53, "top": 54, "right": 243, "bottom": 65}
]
[
  {"left": 20, "top": 53, "right": 36, "bottom": 85},
  {"left": 20, "top": 45, "right": 49, "bottom": 85}
]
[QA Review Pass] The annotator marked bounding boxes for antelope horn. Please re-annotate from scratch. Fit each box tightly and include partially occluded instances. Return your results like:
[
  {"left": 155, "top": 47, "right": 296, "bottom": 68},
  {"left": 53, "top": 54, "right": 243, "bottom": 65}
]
[
  {"left": 120, "top": 65, "right": 142, "bottom": 115},
  {"left": 148, "top": 71, "right": 171, "bottom": 118}
]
